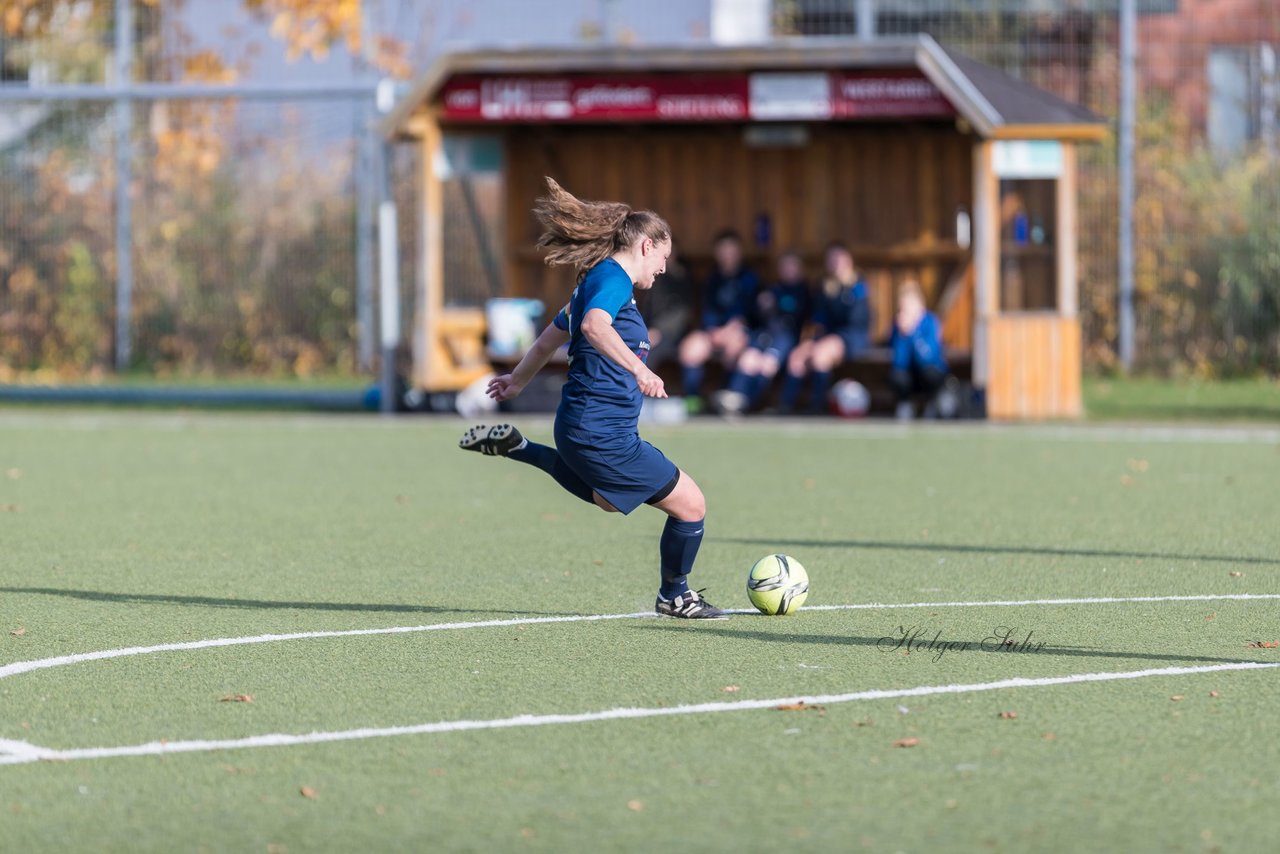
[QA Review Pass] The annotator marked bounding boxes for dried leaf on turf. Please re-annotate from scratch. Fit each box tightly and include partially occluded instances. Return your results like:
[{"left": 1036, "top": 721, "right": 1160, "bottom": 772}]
[
  {"left": 219, "top": 694, "right": 254, "bottom": 703},
  {"left": 627, "top": 800, "right": 644, "bottom": 812},
  {"left": 1042, "top": 732, "right": 1057, "bottom": 741},
  {"left": 893, "top": 738, "right": 920, "bottom": 748},
  {"left": 1245, "top": 641, "right": 1279, "bottom": 649},
  {"left": 1229, "top": 571, "right": 1245, "bottom": 578},
  {"left": 1209, "top": 691, "right": 1220, "bottom": 698},
  {"left": 299, "top": 787, "right": 317, "bottom": 799},
  {"left": 9, "top": 627, "right": 25, "bottom": 637},
  {"left": 998, "top": 711, "right": 1018, "bottom": 719},
  {"left": 1170, "top": 695, "right": 1185, "bottom": 702},
  {"left": 721, "top": 685, "right": 740, "bottom": 693}
]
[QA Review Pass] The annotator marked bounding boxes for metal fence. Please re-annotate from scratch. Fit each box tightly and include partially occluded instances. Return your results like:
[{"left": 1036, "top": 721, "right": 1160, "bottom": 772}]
[{"left": 2, "top": 0, "right": 1278, "bottom": 379}]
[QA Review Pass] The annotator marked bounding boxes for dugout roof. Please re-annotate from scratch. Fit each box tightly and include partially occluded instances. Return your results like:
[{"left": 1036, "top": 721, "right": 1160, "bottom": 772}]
[{"left": 381, "top": 34, "right": 1105, "bottom": 142}]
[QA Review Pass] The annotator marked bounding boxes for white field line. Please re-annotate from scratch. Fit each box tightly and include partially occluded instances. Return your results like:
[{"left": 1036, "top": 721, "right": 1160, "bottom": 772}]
[
  {"left": 1, "top": 660, "right": 1275, "bottom": 766},
  {"left": 4, "top": 593, "right": 1280, "bottom": 683},
  {"left": 0, "top": 738, "right": 43, "bottom": 761},
  {"left": 2, "top": 593, "right": 1277, "bottom": 767}
]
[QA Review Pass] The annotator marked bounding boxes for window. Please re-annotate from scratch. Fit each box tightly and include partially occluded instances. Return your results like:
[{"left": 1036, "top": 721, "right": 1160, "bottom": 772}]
[
  {"left": 1208, "top": 43, "right": 1279, "bottom": 158},
  {"left": 998, "top": 179, "right": 1057, "bottom": 312}
]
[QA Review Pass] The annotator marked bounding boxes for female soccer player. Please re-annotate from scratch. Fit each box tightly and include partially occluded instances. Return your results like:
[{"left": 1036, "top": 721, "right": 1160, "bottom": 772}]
[{"left": 460, "top": 178, "right": 725, "bottom": 619}]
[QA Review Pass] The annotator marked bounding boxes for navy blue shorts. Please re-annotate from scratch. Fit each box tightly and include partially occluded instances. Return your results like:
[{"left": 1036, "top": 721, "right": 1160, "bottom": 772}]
[
  {"left": 750, "top": 330, "right": 797, "bottom": 362},
  {"left": 554, "top": 419, "right": 679, "bottom": 515}
]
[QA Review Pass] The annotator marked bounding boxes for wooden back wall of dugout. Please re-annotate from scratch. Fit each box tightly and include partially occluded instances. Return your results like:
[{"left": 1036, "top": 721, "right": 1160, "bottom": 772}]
[{"left": 500, "top": 122, "right": 975, "bottom": 350}]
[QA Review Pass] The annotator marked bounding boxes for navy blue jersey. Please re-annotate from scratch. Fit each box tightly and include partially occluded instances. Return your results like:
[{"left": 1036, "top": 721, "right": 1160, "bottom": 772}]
[
  {"left": 813, "top": 277, "right": 871, "bottom": 336},
  {"left": 750, "top": 280, "right": 811, "bottom": 339},
  {"left": 701, "top": 266, "right": 760, "bottom": 329},
  {"left": 552, "top": 258, "right": 648, "bottom": 431},
  {"left": 891, "top": 311, "right": 947, "bottom": 372}
]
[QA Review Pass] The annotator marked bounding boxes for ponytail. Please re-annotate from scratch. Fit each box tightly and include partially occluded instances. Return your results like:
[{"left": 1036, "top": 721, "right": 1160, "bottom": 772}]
[{"left": 534, "top": 177, "right": 670, "bottom": 280}]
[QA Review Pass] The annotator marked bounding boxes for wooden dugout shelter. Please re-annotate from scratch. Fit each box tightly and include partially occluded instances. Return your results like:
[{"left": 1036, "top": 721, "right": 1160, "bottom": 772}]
[{"left": 382, "top": 34, "right": 1105, "bottom": 419}]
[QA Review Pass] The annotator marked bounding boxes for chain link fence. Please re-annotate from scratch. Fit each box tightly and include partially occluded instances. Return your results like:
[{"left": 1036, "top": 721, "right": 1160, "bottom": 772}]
[{"left": 2, "top": 1, "right": 1278, "bottom": 380}]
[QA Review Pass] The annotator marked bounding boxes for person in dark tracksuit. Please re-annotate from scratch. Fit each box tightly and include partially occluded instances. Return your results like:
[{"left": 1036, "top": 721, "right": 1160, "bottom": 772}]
[
  {"left": 890, "top": 279, "right": 947, "bottom": 420},
  {"left": 460, "top": 177, "right": 725, "bottom": 619},
  {"left": 779, "top": 242, "right": 871, "bottom": 414},
  {"left": 714, "top": 250, "right": 811, "bottom": 415}
]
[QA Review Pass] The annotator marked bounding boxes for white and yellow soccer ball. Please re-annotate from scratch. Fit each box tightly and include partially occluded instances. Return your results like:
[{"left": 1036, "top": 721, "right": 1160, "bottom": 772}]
[{"left": 746, "top": 554, "right": 809, "bottom": 615}]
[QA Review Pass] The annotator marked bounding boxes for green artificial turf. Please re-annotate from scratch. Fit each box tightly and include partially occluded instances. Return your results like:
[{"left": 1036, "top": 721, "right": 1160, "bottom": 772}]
[
  {"left": 1, "top": 412, "right": 1278, "bottom": 852},
  {"left": 1084, "top": 375, "right": 1280, "bottom": 422}
]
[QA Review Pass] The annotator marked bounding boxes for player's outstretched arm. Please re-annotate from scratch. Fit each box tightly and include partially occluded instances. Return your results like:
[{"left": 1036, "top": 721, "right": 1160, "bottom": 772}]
[
  {"left": 580, "top": 308, "right": 667, "bottom": 398},
  {"left": 488, "top": 321, "right": 570, "bottom": 401}
]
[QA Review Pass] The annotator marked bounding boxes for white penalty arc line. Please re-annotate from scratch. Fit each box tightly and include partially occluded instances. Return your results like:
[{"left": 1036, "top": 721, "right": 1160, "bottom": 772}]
[
  {"left": 1, "top": 660, "right": 1276, "bottom": 766},
  {"left": 3, "top": 592, "right": 1280, "bottom": 682}
]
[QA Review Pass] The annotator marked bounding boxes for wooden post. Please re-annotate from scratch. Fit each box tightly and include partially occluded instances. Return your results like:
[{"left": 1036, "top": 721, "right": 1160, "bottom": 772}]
[
  {"left": 1056, "top": 142, "right": 1082, "bottom": 417},
  {"left": 1056, "top": 142, "right": 1078, "bottom": 318},
  {"left": 417, "top": 108, "right": 444, "bottom": 390},
  {"left": 971, "top": 139, "right": 999, "bottom": 389}
]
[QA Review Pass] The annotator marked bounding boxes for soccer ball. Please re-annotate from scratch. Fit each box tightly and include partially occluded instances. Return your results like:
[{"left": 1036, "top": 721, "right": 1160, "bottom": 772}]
[
  {"left": 829, "top": 379, "right": 870, "bottom": 418},
  {"left": 746, "top": 554, "right": 810, "bottom": 615}
]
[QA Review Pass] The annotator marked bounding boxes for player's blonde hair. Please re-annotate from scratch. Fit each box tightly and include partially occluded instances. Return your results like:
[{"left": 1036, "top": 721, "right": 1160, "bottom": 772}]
[{"left": 534, "top": 177, "right": 670, "bottom": 281}]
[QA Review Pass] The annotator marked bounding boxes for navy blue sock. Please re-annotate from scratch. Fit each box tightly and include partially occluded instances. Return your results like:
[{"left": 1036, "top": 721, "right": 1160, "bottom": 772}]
[
  {"left": 507, "top": 441, "right": 594, "bottom": 504},
  {"left": 659, "top": 516, "right": 704, "bottom": 599},
  {"left": 727, "top": 370, "right": 751, "bottom": 396},
  {"left": 780, "top": 371, "right": 804, "bottom": 410},
  {"left": 682, "top": 364, "right": 704, "bottom": 398},
  {"left": 809, "top": 370, "right": 833, "bottom": 413}
]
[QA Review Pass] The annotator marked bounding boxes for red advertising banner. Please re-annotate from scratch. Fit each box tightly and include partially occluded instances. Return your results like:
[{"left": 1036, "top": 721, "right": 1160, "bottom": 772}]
[
  {"left": 439, "top": 71, "right": 953, "bottom": 123},
  {"left": 442, "top": 75, "right": 749, "bottom": 122},
  {"left": 830, "top": 70, "right": 955, "bottom": 118}
]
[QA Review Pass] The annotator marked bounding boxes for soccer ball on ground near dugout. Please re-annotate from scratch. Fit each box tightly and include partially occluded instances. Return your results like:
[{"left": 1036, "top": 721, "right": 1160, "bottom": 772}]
[
  {"left": 746, "top": 554, "right": 810, "bottom": 615},
  {"left": 829, "top": 378, "right": 870, "bottom": 418}
]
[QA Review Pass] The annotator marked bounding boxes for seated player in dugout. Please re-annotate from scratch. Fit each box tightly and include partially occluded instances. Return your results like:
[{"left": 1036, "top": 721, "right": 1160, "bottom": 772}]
[
  {"left": 714, "top": 249, "right": 811, "bottom": 416},
  {"left": 634, "top": 238, "right": 693, "bottom": 372},
  {"left": 890, "top": 278, "right": 948, "bottom": 420},
  {"left": 779, "top": 241, "right": 872, "bottom": 415},
  {"left": 677, "top": 229, "right": 759, "bottom": 410}
]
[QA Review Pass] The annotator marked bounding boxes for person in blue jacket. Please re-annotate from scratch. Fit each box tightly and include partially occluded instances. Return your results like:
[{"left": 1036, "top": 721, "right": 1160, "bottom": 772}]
[
  {"left": 714, "top": 250, "right": 811, "bottom": 415},
  {"left": 677, "top": 229, "right": 759, "bottom": 407},
  {"left": 779, "top": 241, "right": 871, "bottom": 414},
  {"left": 890, "top": 279, "right": 948, "bottom": 420},
  {"left": 459, "top": 177, "right": 725, "bottom": 619}
]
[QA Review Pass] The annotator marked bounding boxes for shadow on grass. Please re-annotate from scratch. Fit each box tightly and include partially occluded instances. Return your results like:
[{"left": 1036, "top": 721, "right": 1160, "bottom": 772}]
[
  {"left": 635, "top": 620, "right": 1263, "bottom": 667},
  {"left": 0, "top": 586, "right": 571, "bottom": 618},
  {"left": 715, "top": 536, "right": 1280, "bottom": 566}
]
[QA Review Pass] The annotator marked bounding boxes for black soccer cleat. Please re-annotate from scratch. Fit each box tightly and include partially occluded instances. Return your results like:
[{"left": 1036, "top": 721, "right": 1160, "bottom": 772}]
[
  {"left": 458, "top": 423, "right": 525, "bottom": 457},
  {"left": 655, "top": 588, "right": 728, "bottom": 620}
]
